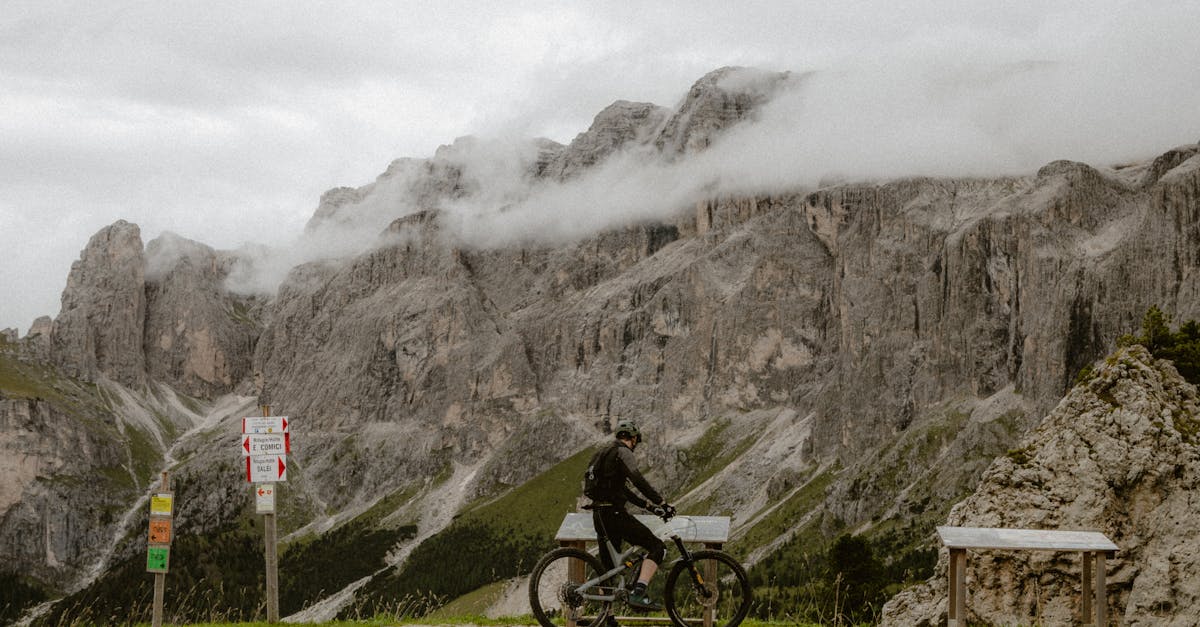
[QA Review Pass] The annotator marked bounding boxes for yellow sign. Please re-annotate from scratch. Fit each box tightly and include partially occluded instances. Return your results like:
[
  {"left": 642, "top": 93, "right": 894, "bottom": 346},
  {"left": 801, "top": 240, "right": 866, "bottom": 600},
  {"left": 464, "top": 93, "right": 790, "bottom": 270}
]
[{"left": 150, "top": 492, "right": 173, "bottom": 517}]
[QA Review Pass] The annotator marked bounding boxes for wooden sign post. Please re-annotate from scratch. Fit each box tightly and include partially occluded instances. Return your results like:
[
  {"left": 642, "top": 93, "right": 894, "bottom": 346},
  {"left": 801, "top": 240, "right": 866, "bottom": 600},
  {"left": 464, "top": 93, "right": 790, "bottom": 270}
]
[
  {"left": 244, "top": 406, "right": 289, "bottom": 623},
  {"left": 146, "top": 472, "right": 173, "bottom": 627}
]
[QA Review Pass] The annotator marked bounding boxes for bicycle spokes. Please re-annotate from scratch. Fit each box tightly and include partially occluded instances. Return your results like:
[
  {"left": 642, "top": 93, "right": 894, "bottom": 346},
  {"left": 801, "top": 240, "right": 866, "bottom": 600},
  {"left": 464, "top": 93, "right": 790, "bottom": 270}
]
[
  {"left": 665, "top": 550, "right": 751, "bottom": 627},
  {"left": 529, "top": 547, "right": 612, "bottom": 627}
]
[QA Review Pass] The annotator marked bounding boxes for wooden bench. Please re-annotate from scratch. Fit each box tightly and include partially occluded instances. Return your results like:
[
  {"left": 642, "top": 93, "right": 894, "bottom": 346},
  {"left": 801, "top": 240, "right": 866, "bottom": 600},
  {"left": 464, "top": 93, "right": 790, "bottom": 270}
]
[
  {"left": 555, "top": 513, "right": 731, "bottom": 627},
  {"left": 938, "top": 526, "right": 1119, "bottom": 626}
]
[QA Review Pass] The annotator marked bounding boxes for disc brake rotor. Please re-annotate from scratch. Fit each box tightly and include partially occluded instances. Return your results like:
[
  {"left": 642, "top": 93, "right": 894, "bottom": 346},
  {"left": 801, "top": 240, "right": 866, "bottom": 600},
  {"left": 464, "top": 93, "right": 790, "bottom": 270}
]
[{"left": 697, "top": 581, "right": 720, "bottom": 609}]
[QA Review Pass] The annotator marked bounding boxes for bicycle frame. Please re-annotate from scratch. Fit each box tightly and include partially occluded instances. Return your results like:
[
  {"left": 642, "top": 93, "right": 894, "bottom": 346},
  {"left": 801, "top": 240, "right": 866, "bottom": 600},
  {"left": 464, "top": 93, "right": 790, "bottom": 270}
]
[
  {"left": 576, "top": 517, "right": 702, "bottom": 602},
  {"left": 574, "top": 541, "right": 640, "bottom": 601}
]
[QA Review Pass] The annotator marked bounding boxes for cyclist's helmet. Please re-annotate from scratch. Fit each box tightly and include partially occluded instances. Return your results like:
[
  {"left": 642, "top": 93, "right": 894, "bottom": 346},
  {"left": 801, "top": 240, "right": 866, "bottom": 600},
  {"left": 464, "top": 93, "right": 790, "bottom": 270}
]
[{"left": 615, "top": 419, "right": 642, "bottom": 443}]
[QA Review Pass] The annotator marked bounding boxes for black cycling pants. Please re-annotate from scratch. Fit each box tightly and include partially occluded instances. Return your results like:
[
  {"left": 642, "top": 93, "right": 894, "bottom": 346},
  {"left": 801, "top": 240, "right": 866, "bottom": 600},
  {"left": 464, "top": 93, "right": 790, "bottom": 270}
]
[{"left": 592, "top": 506, "right": 666, "bottom": 571}]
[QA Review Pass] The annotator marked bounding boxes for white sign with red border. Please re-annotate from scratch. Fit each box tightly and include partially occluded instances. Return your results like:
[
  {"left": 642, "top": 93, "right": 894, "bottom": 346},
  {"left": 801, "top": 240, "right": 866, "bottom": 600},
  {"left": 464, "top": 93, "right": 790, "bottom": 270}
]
[
  {"left": 242, "top": 416, "right": 289, "bottom": 434},
  {"left": 255, "top": 484, "right": 277, "bottom": 513},
  {"left": 246, "top": 455, "right": 288, "bottom": 483},
  {"left": 242, "top": 433, "right": 290, "bottom": 456}
]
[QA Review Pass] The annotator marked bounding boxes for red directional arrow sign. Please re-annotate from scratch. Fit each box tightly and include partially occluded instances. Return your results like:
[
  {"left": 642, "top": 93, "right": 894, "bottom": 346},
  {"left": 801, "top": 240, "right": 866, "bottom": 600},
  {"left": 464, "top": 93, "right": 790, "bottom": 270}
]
[
  {"left": 242, "top": 433, "right": 290, "bottom": 456},
  {"left": 246, "top": 455, "right": 288, "bottom": 483}
]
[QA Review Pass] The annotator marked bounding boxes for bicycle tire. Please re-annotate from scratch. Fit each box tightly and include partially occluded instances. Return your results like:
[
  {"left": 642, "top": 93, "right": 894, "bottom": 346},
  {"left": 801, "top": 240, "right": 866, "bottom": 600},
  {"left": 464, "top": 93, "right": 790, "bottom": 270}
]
[
  {"left": 529, "top": 547, "right": 612, "bottom": 627},
  {"left": 664, "top": 549, "right": 752, "bottom": 627}
]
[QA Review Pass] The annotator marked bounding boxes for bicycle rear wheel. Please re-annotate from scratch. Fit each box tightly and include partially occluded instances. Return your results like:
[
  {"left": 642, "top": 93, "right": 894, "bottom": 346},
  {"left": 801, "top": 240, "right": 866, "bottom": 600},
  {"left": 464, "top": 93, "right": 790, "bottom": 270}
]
[
  {"left": 529, "top": 547, "right": 612, "bottom": 627},
  {"left": 664, "top": 549, "right": 751, "bottom": 627}
]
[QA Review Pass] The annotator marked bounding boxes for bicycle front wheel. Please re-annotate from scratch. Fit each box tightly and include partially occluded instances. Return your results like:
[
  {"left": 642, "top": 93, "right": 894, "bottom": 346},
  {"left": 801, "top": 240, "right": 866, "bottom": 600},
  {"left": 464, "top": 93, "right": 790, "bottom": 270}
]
[
  {"left": 529, "top": 547, "right": 612, "bottom": 627},
  {"left": 664, "top": 549, "right": 751, "bottom": 627}
]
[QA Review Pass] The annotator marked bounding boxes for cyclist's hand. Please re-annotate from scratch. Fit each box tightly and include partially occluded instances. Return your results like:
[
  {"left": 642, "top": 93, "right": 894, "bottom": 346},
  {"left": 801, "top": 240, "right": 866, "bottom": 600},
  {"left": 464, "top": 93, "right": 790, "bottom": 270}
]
[{"left": 653, "top": 503, "right": 676, "bottom": 520}]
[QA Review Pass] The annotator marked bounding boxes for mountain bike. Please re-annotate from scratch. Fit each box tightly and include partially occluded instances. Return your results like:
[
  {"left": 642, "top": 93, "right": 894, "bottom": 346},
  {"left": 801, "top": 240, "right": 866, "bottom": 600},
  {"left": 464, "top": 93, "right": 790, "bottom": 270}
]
[{"left": 528, "top": 512, "right": 751, "bottom": 627}]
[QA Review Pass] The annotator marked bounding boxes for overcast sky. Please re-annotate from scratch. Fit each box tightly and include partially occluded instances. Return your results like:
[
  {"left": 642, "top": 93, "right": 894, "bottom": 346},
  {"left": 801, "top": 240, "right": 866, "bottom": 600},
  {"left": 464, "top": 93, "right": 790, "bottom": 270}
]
[{"left": 3, "top": 1, "right": 1198, "bottom": 332}]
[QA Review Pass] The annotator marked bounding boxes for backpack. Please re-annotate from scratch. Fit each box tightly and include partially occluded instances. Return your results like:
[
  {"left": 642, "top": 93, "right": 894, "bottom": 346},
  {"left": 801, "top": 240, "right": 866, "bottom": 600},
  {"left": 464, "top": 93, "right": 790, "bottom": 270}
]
[{"left": 582, "top": 443, "right": 621, "bottom": 500}]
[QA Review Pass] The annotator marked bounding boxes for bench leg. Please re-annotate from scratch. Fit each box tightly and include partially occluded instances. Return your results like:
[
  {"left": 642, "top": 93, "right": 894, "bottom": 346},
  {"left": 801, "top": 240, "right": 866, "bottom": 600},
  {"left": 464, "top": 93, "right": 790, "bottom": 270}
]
[
  {"left": 1095, "top": 552, "right": 1107, "bottom": 627},
  {"left": 703, "top": 543, "right": 723, "bottom": 627},
  {"left": 948, "top": 549, "right": 966, "bottom": 626},
  {"left": 563, "top": 540, "right": 586, "bottom": 627},
  {"left": 1082, "top": 552, "right": 1093, "bottom": 625}
]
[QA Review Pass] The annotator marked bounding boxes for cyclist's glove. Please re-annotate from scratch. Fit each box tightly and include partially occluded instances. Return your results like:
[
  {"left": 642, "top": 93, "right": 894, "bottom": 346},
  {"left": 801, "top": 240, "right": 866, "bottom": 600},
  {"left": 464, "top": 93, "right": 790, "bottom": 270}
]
[{"left": 653, "top": 503, "right": 676, "bottom": 519}]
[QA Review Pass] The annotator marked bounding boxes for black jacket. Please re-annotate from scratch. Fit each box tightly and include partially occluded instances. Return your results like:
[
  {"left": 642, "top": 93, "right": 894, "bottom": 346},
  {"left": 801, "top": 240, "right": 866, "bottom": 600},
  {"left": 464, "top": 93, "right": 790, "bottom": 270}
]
[{"left": 592, "top": 440, "right": 663, "bottom": 508}]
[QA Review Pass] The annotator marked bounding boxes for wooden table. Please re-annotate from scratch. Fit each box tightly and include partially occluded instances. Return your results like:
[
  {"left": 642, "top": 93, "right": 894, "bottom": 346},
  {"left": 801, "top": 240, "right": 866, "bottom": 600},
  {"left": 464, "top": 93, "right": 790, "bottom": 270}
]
[
  {"left": 555, "top": 513, "right": 731, "bottom": 627},
  {"left": 938, "top": 526, "right": 1119, "bottom": 626}
]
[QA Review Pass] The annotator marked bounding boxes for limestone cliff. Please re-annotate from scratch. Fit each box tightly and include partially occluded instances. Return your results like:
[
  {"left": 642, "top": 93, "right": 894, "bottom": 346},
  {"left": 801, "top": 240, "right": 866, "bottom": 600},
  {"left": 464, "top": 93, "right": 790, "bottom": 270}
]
[
  {"left": 544, "top": 100, "right": 671, "bottom": 179},
  {"left": 143, "top": 232, "right": 261, "bottom": 398},
  {"left": 50, "top": 220, "right": 147, "bottom": 387},
  {"left": 5, "top": 65, "right": 1200, "bottom": 622},
  {"left": 0, "top": 335, "right": 202, "bottom": 593},
  {"left": 881, "top": 345, "right": 1200, "bottom": 626}
]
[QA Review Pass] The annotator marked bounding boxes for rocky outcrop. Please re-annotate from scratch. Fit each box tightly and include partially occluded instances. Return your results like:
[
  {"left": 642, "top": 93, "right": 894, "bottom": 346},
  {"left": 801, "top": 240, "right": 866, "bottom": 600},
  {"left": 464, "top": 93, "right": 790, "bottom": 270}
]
[
  {"left": 544, "top": 100, "right": 670, "bottom": 179},
  {"left": 304, "top": 186, "right": 371, "bottom": 231},
  {"left": 50, "top": 220, "right": 147, "bottom": 387},
  {"left": 654, "top": 66, "right": 792, "bottom": 154},
  {"left": 0, "top": 334, "right": 191, "bottom": 594},
  {"left": 143, "top": 232, "right": 261, "bottom": 398},
  {"left": 881, "top": 345, "right": 1200, "bottom": 626},
  {"left": 45, "top": 224, "right": 260, "bottom": 397},
  {"left": 27, "top": 316, "right": 52, "bottom": 339},
  {"left": 0, "top": 395, "right": 131, "bottom": 588},
  {"left": 304, "top": 68, "right": 796, "bottom": 235}
]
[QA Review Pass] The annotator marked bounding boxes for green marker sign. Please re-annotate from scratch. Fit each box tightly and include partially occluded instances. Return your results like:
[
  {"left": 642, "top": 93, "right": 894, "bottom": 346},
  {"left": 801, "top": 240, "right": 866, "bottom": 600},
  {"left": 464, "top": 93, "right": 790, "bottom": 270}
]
[{"left": 147, "top": 545, "right": 170, "bottom": 573}]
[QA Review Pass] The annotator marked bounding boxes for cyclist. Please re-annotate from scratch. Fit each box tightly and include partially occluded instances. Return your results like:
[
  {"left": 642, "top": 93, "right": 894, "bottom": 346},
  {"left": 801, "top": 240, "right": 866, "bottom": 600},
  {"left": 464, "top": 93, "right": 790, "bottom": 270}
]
[{"left": 584, "top": 419, "right": 675, "bottom": 612}]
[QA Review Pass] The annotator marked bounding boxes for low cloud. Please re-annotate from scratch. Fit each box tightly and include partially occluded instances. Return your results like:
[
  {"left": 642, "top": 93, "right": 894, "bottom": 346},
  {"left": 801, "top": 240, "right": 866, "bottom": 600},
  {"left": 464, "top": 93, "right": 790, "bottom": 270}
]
[
  {"left": 279, "top": 36, "right": 1200, "bottom": 265},
  {"left": 5, "top": 2, "right": 1199, "bottom": 329}
]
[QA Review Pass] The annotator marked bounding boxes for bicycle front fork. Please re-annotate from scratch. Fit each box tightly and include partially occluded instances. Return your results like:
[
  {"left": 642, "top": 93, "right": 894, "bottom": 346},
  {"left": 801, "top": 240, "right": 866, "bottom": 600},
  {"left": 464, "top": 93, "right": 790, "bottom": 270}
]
[{"left": 672, "top": 536, "right": 714, "bottom": 598}]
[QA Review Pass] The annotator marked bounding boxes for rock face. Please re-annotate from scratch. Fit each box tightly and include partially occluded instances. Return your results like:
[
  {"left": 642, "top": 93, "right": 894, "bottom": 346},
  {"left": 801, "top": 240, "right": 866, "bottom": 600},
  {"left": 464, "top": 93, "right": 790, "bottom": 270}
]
[
  {"left": 45, "top": 223, "right": 260, "bottom": 397},
  {"left": 244, "top": 133, "right": 1200, "bottom": 614},
  {"left": 143, "top": 232, "right": 260, "bottom": 398},
  {"left": 655, "top": 66, "right": 792, "bottom": 154},
  {"left": 0, "top": 336, "right": 201, "bottom": 593},
  {"left": 0, "top": 395, "right": 130, "bottom": 587},
  {"left": 881, "top": 345, "right": 1200, "bottom": 626},
  {"left": 50, "top": 220, "right": 147, "bottom": 387},
  {"left": 544, "top": 100, "right": 671, "bottom": 179},
  {"left": 245, "top": 138, "right": 1200, "bottom": 600},
  {"left": 7, "top": 65, "right": 1200, "bottom": 621}
]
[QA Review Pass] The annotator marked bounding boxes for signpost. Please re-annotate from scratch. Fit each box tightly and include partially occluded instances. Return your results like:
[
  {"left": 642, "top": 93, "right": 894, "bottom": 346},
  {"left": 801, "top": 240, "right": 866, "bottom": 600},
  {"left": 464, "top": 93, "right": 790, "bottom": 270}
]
[
  {"left": 244, "top": 409, "right": 289, "bottom": 623},
  {"left": 146, "top": 472, "right": 173, "bottom": 627}
]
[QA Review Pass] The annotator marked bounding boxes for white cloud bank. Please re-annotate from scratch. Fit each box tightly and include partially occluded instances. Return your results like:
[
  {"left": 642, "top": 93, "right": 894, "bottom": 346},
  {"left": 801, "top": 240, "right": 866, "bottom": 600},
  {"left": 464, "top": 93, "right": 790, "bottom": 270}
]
[{"left": 262, "top": 27, "right": 1200, "bottom": 276}]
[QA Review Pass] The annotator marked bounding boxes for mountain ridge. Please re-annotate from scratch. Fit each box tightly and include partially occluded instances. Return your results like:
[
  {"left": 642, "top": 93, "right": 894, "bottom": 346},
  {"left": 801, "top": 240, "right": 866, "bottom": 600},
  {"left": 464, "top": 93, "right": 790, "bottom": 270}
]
[{"left": 3, "top": 65, "right": 1200, "bottom": 623}]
